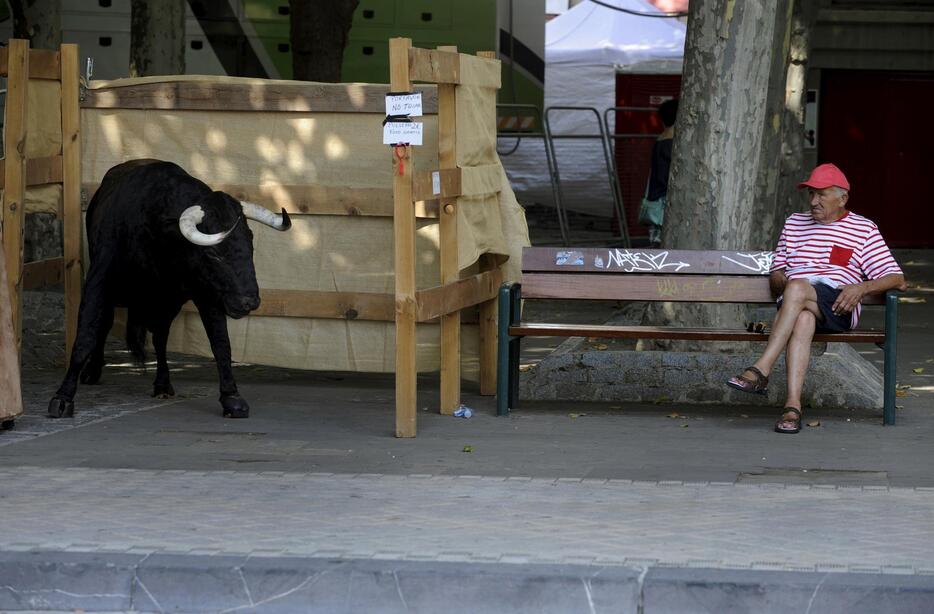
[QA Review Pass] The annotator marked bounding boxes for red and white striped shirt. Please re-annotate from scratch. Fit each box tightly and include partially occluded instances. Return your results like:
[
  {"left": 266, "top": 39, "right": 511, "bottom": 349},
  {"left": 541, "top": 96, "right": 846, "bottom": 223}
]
[{"left": 771, "top": 211, "right": 902, "bottom": 328}]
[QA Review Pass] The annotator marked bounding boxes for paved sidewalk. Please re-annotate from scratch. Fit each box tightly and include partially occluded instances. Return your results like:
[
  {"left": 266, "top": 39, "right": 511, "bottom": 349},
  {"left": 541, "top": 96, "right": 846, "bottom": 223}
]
[{"left": 0, "top": 249, "right": 931, "bottom": 612}]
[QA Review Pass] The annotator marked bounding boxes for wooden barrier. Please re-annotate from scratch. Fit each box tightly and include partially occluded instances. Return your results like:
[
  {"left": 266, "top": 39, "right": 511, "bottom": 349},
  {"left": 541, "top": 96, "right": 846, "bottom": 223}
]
[
  {"left": 0, "top": 40, "right": 82, "bottom": 373},
  {"left": 76, "top": 41, "right": 503, "bottom": 438}
]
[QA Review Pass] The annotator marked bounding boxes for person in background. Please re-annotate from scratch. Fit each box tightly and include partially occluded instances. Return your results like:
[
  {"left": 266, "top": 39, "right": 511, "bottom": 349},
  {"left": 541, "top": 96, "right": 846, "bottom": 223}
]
[
  {"left": 645, "top": 99, "right": 678, "bottom": 247},
  {"left": 726, "top": 163, "right": 906, "bottom": 434}
]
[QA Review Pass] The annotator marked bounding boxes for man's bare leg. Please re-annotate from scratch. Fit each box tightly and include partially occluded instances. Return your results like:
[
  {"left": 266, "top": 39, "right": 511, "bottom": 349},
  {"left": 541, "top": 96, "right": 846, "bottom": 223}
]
[
  {"left": 777, "top": 310, "right": 817, "bottom": 427},
  {"left": 744, "top": 279, "right": 822, "bottom": 379}
]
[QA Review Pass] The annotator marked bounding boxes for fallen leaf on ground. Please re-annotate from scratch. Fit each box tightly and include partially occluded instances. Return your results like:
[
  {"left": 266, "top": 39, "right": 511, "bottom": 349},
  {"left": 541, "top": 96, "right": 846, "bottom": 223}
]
[
  {"left": 591, "top": 343, "right": 609, "bottom": 350},
  {"left": 807, "top": 420, "right": 821, "bottom": 427},
  {"left": 913, "top": 368, "right": 925, "bottom": 374},
  {"left": 680, "top": 424, "right": 689, "bottom": 428},
  {"left": 667, "top": 412, "right": 681, "bottom": 418},
  {"left": 927, "top": 358, "right": 934, "bottom": 364},
  {"left": 519, "top": 364, "right": 533, "bottom": 372},
  {"left": 462, "top": 445, "right": 473, "bottom": 453},
  {"left": 896, "top": 405, "right": 904, "bottom": 410},
  {"left": 896, "top": 384, "right": 912, "bottom": 390},
  {"left": 896, "top": 389, "right": 909, "bottom": 397},
  {"left": 568, "top": 412, "right": 586, "bottom": 419}
]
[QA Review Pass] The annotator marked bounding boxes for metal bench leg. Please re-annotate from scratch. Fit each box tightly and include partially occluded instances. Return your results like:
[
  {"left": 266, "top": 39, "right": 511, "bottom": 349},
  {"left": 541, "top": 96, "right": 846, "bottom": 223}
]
[
  {"left": 883, "top": 290, "right": 898, "bottom": 426},
  {"left": 508, "top": 285, "right": 522, "bottom": 410},
  {"left": 497, "top": 284, "right": 513, "bottom": 416}
]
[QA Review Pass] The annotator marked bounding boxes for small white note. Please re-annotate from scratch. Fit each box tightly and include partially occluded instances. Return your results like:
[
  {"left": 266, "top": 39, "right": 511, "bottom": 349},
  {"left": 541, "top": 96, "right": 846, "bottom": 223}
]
[
  {"left": 383, "top": 122, "right": 424, "bottom": 146},
  {"left": 385, "top": 92, "right": 423, "bottom": 117},
  {"left": 432, "top": 171, "right": 441, "bottom": 195}
]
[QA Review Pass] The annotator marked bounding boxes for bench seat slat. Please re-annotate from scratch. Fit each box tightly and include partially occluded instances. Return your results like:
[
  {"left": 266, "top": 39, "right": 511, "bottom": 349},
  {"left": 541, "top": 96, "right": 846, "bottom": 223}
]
[
  {"left": 509, "top": 322, "right": 885, "bottom": 343},
  {"left": 520, "top": 273, "right": 886, "bottom": 305}
]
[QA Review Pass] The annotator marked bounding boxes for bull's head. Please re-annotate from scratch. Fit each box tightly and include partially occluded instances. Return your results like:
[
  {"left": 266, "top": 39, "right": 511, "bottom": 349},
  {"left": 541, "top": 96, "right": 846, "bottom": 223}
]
[
  {"left": 179, "top": 201, "right": 291, "bottom": 246},
  {"left": 177, "top": 193, "right": 291, "bottom": 318}
]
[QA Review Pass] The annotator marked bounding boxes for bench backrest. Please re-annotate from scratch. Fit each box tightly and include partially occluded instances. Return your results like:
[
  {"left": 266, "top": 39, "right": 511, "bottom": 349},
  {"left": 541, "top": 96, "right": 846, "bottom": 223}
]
[{"left": 520, "top": 247, "right": 885, "bottom": 305}]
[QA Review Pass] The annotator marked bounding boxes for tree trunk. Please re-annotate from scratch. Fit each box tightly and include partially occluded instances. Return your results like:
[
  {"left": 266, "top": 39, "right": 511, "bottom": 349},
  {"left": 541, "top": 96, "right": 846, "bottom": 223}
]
[
  {"left": 8, "top": 0, "right": 62, "bottom": 49},
  {"left": 289, "top": 0, "right": 359, "bottom": 82},
  {"left": 130, "top": 0, "right": 186, "bottom": 77},
  {"left": 773, "top": 0, "right": 820, "bottom": 229},
  {"left": 646, "top": 0, "right": 793, "bottom": 335}
]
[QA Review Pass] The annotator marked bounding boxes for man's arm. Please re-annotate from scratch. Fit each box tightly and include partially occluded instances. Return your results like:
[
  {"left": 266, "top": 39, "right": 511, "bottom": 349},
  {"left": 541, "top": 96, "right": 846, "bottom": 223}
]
[
  {"left": 832, "top": 273, "right": 907, "bottom": 315},
  {"left": 769, "top": 269, "right": 788, "bottom": 298}
]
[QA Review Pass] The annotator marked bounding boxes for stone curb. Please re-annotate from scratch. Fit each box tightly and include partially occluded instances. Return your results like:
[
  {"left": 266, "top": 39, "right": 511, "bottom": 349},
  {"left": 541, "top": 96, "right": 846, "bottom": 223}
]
[{"left": 3, "top": 551, "right": 934, "bottom": 613}]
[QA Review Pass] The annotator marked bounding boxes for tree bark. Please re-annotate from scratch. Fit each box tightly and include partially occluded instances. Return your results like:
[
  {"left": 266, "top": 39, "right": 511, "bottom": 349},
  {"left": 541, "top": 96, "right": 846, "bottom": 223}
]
[
  {"left": 130, "top": 0, "right": 186, "bottom": 77},
  {"left": 646, "top": 0, "right": 794, "bottom": 335},
  {"left": 773, "top": 0, "right": 820, "bottom": 229},
  {"left": 289, "top": 0, "right": 360, "bottom": 82},
  {"left": 8, "top": 0, "right": 61, "bottom": 49}
]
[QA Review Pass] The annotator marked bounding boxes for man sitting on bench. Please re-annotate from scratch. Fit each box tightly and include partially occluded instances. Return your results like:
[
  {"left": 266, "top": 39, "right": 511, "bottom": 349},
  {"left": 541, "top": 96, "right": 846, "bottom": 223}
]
[{"left": 726, "top": 163, "right": 906, "bottom": 434}]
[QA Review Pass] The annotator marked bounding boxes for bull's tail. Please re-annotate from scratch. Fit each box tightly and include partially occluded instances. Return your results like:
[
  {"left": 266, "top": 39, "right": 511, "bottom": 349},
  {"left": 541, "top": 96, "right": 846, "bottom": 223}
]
[{"left": 125, "top": 310, "right": 147, "bottom": 363}]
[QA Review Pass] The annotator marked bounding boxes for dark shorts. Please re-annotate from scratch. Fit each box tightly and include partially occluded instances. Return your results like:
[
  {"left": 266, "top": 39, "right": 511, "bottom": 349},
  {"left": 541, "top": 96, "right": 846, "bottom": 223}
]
[{"left": 777, "top": 282, "right": 852, "bottom": 333}]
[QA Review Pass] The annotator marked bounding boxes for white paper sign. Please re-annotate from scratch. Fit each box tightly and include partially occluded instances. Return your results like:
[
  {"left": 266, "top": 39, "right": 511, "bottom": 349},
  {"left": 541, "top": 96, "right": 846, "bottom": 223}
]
[
  {"left": 383, "top": 121, "right": 424, "bottom": 146},
  {"left": 431, "top": 171, "right": 441, "bottom": 195},
  {"left": 385, "top": 92, "right": 423, "bottom": 117}
]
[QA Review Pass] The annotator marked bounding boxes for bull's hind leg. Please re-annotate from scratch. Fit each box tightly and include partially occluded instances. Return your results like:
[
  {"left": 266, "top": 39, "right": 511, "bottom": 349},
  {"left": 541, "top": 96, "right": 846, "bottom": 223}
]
[
  {"left": 79, "top": 304, "right": 114, "bottom": 385},
  {"left": 196, "top": 301, "right": 249, "bottom": 418},
  {"left": 151, "top": 318, "right": 176, "bottom": 399}
]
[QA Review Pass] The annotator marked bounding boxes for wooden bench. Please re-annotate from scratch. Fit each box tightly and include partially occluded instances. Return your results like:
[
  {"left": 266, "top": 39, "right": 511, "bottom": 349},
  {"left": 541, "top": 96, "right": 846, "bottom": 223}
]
[{"left": 496, "top": 247, "right": 899, "bottom": 424}]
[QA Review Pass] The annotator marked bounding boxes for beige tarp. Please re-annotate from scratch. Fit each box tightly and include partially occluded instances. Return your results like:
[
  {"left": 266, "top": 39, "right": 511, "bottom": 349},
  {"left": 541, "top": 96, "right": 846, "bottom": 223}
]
[
  {"left": 81, "top": 74, "right": 529, "bottom": 379},
  {"left": 1, "top": 80, "right": 63, "bottom": 215}
]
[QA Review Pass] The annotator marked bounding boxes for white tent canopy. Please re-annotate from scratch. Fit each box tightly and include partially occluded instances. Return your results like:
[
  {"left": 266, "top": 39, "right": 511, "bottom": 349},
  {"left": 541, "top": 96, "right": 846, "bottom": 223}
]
[{"left": 502, "top": 0, "right": 686, "bottom": 219}]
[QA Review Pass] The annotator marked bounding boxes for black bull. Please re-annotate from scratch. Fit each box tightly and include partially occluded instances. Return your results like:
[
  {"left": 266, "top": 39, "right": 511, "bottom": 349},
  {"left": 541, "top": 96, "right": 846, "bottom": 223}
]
[{"left": 48, "top": 159, "right": 291, "bottom": 419}]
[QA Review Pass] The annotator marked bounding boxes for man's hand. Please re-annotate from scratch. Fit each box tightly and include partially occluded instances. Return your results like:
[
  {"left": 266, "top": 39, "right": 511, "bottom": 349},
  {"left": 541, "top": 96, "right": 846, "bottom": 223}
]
[
  {"left": 832, "top": 282, "right": 867, "bottom": 315},
  {"left": 769, "top": 269, "right": 788, "bottom": 298}
]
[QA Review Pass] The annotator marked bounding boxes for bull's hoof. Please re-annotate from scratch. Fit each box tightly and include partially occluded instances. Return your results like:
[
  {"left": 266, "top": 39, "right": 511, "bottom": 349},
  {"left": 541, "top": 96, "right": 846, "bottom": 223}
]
[
  {"left": 48, "top": 397, "right": 75, "bottom": 419},
  {"left": 80, "top": 361, "right": 104, "bottom": 385},
  {"left": 220, "top": 394, "right": 249, "bottom": 419},
  {"left": 152, "top": 382, "right": 176, "bottom": 399},
  {"left": 1, "top": 419, "right": 14, "bottom": 431}
]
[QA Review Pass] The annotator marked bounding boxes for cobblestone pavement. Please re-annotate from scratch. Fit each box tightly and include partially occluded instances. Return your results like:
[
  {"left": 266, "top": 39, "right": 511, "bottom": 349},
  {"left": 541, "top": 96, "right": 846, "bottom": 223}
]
[{"left": 2, "top": 467, "right": 934, "bottom": 574}]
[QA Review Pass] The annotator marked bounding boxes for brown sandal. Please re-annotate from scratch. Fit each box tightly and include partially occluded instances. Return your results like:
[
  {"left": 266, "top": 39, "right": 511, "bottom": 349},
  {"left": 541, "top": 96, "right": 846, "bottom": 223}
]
[
  {"left": 726, "top": 366, "right": 769, "bottom": 395},
  {"left": 775, "top": 408, "right": 802, "bottom": 434}
]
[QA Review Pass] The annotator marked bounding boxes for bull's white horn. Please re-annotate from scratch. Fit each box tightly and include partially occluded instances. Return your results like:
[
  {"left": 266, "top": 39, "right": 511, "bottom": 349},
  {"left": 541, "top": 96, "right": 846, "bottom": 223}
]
[
  {"left": 178, "top": 205, "right": 234, "bottom": 246},
  {"left": 240, "top": 201, "right": 291, "bottom": 231}
]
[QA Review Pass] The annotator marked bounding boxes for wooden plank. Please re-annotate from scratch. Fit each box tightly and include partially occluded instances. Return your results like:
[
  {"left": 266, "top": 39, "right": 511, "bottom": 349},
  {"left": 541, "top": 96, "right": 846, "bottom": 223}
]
[
  {"left": 412, "top": 168, "right": 461, "bottom": 202},
  {"left": 408, "top": 47, "right": 460, "bottom": 85},
  {"left": 0, "top": 155, "right": 64, "bottom": 189},
  {"left": 522, "top": 273, "right": 778, "bottom": 303},
  {"left": 81, "top": 80, "right": 439, "bottom": 114},
  {"left": 22, "top": 257, "right": 64, "bottom": 290},
  {"left": 28, "top": 48, "right": 62, "bottom": 80},
  {"left": 82, "top": 182, "right": 440, "bottom": 218},
  {"left": 437, "top": 46, "right": 459, "bottom": 414},
  {"left": 0, "top": 234, "right": 24, "bottom": 422},
  {"left": 476, "top": 51, "right": 499, "bottom": 397},
  {"left": 416, "top": 269, "right": 503, "bottom": 323},
  {"left": 509, "top": 322, "right": 886, "bottom": 344},
  {"left": 390, "top": 38, "right": 418, "bottom": 438},
  {"left": 2, "top": 39, "right": 29, "bottom": 355},
  {"left": 521, "top": 247, "right": 777, "bottom": 276},
  {"left": 521, "top": 273, "right": 887, "bottom": 305},
  {"left": 61, "top": 44, "right": 82, "bottom": 367},
  {"left": 181, "top": 289, "right": 395, "bottom": 321}
]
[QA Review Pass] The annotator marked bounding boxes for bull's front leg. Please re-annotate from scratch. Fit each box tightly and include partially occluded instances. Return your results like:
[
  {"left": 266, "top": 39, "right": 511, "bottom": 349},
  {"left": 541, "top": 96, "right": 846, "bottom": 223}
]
[
  {"left": 195, "top": 301, "right": 249, "bottom": 418},
  {"left": 49, "top": 271, "right": 112, "bottom": 418}
]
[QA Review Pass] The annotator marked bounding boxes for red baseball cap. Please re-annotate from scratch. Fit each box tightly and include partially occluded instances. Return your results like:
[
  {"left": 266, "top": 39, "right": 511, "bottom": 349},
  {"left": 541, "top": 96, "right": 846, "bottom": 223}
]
[{"left": 797, "top": 163, "right": 850, "bottom": 191}]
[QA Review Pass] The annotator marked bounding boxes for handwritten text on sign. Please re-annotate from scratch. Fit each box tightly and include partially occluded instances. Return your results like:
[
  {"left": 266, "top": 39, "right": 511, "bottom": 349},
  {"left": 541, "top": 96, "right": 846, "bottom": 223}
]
[
  {"left": 383, "top": 121, "right": 424, "bottom": 146},
  {"left": 385, "top": 92, "right": 423, "bottom": 117}
]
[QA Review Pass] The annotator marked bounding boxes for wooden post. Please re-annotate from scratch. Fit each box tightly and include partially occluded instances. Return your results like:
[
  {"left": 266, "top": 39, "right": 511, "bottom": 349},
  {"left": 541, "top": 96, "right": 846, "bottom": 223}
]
[
  {"left": 437, "top": 46, "right": 460, "bottom": 414},
  {"left": 0, "top": 232, "right": 24, "bottom": 425},
  {"left": 1, "top": 39, "right": 29, "bottom": 354},
  {"left": 60, "top": 43, "right": 82, "bottom": 366},
  {"left": 389, "top": 38, "right": 418, "bottom": 437},
  {"left": 476, "top": 51, "right": 498, "bottom": 395}
]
